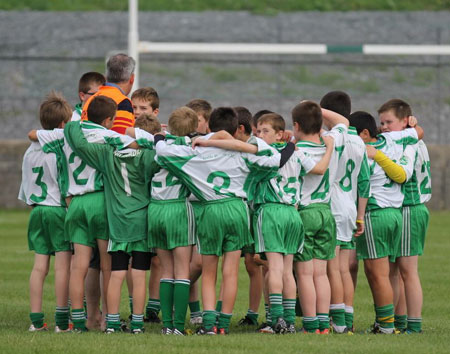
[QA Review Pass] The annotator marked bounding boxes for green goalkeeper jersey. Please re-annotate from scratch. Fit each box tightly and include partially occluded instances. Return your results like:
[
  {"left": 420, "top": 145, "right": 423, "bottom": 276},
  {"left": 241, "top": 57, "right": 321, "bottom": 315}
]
[{"left": 64, "top": 121, "right": 160, "bottom": 243}]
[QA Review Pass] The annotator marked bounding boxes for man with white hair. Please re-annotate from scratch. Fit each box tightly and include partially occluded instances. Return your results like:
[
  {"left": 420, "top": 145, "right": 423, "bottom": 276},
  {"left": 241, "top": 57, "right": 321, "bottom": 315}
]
[{"left": 81, "top": 53, "right": 136, "bottom": 134}]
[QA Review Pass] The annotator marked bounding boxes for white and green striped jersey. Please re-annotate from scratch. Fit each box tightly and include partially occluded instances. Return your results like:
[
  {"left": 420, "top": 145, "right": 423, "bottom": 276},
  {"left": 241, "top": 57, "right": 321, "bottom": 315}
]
[
  {"left": 297, "top": 124, "right": 348, "bottom": 208},
  {"left": 18, "top": 142, "right": 64, "bottom": 207},
  {"left": 37, "top": 121, "right": 134, "bottom": 197},
  {"left": 155, "top": 133, "right": 281, "bottom": 202},
  {"left": 329, "top": 126, "right": 370, "bottom": 241},
  {"left": 367, "top": 128, "right": 418, "bottom": 211},
  {"left": 71, "top": 103, "right": 82, "bottom": 122},
  {"left": 253, "top": 142, "right": 316, "bottom": 206},
  {"left": 134, "top": 129, "right": 190, "bottom": 200},
  {"left": 402, "top": 140, "right": 432, "bottom": 206},
  {"left": 64, "top": 122, "right": 160, "bottom": 243}
]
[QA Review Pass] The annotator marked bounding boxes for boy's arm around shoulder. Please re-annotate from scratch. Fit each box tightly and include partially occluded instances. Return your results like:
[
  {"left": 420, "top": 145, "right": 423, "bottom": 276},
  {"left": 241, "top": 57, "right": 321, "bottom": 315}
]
[
  {"left": 321, "top": 108, "right": 349, "bottom": 128},
  {"left": 64, "top": 121, "right": 108, "bottom": 173},
  {"left": 307, "top": 135, "right": 334, "bottom": 175}
]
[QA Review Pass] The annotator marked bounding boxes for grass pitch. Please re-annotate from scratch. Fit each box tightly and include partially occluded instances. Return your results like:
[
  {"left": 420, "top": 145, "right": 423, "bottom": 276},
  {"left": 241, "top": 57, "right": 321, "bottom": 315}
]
[{"left": 0, "top": 209, "right": 449, "bottom": 353}]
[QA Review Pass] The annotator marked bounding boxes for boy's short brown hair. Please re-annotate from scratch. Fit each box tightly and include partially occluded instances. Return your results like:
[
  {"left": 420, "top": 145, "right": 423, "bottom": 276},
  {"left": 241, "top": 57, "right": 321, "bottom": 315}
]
[
  {"left": 168, "top": 107, "right": 198, "bottom": 136},
  {"left": 291, "top": 101, "right": 322, "bottom": 135},
  {"left": 131, "top": 87, "right": 160, "bottom": 110},
  {"left": 39, "top": 91, "right": 72, "bottom": 130},
  {"left": 186, "top": 99, "right": 212, "bottom": 122},
  {"left": 377, "top": 99, "right": 412, "bottom": 119},
  {"left": 78, "top": 72, "right": 105, "bottom": 94},
  {"left": 258, "top": 113, "right": 285, "bottom": 132},
  {"left": 134, "top": 113, "right": 161, "bottom": 134},
  {"left": 87, "top": 96, "right": 117, "bottom": 125}
]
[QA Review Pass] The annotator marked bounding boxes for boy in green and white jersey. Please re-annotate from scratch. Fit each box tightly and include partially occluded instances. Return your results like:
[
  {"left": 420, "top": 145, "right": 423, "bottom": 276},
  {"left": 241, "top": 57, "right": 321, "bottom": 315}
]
[
  {"left": 349, "top": 110, "right": 421, "bottom": 334},
  {"left": 132, "top": 108, "right": 197, "bottom": 335},
  {"left": 292, "top": 101, "right": 349, "bottom": 334},
  {"left": 19, "top": 92, "right": 72, "bottom": 332},
  {"left": 64, "top": 97, "right": 160, "bottom": 334},
  {"left": 156, "top": 107, "right": 293, "bottom": 334},
  {"left": 320, "top": 91, "right": 370, "bottom": 333},
  {"left": 71, "top": 72, "right": 105, "bottom": 121},
  {"left": 29, "top": 97, "right": 135, "bottom": 331},
  {"left": 378, "top": 99, "right": 431, "bottom": 334},
  {"left": 253, "top": 112, "right": 333, "bottom": 333}
]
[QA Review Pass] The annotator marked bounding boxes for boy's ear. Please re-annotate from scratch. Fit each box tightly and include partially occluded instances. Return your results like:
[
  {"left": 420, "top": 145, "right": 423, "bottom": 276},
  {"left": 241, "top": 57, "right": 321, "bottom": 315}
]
[
  {"left": 129, "top": 73, "right": 135, "bottom": 85},
  {"left": 293, "top": 122, "right": 300, "bottom": 132},
  {"left": 153, "top": 108, "right": 159, "bottom": 116},
  {"left": 58, "top": 121, "right": 66, "bottom": 129}
]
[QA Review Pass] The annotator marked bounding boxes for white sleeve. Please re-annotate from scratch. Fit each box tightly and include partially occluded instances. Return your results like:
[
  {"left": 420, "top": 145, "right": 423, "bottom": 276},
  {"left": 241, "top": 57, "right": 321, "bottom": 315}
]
[
  {"left": 295, "top": 150, "right": 316, "bottom": 174},
  {"left": 36, "top": 129, "right": 64, "bottom": 147}
]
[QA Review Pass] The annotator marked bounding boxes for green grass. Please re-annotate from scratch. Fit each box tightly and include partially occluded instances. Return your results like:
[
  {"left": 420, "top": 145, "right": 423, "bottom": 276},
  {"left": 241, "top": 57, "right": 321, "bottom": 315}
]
[
  {"left": 1, "top": 209, "right": 450, "bottom": 353},
  {"left": 0, "top": 0, "right": 449, "bottom": 12}
]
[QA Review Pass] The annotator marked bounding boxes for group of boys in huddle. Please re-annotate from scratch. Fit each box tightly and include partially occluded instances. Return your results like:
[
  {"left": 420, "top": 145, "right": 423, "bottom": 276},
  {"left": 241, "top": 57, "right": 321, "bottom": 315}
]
[{"left": 20, "top": 53, "right": 431, "bottom": 336}]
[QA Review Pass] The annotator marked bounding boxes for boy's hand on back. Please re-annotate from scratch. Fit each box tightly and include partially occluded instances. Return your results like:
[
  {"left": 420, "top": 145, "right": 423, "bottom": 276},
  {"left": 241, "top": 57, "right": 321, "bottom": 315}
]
[
  {"left": 354, "top": 221, "right": 365, "bottom": 237},
  {"left": 28, "top": 130, "right": 38, "bottom": 142},
  {"left": 282, "top": 129, "right": 294, "bottom": 143},
  {"left": 366, "top": 145, "right": 377, "bottom": 159},
  {"left": 192, "top": 138, "right": 209, "bottom": 149},
  {"left": 407, "top": 116, "right": 418, "bottom": 128}
]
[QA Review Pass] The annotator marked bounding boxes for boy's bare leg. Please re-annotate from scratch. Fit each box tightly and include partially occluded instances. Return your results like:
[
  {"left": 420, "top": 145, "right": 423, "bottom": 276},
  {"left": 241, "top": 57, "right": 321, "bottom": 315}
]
[
  {"left": 340, "top": 249, "right": 355, "bottom": 330},
  {"left": 364, "top": 258, "right": 393, "bottom": 306},
  {"left": 30, "top": 254, "right": 50, "bottom": 313},
  {"left": 328, "top": 247, "right": 346, "bottom": 332},
  {"left": 398, "top": 255, "right": 422, "bottom": 319},
  {"left": 146, "top": 255, "right": 162, "bottom": 320},
  {"left": 54, "top": 251, "right": 71, "bottom": 307},
  {"left": 69, "top": 244, "right": 92, "bottom": 310},
  {"left": 218, "top": 250, "right": 241, "bottom": 332},
  {"left": 174, "top": 246, "right": 192, "bottom": 280},
  {"left": 349, "top": 248, "right": 358, "bottom": 290},
  {"left": 97, "top": 239, "right": 111, "bottom": 317},
  {"left": 201, "top": 254, "right": 219, "bottom": 329},
  {"left": 131, "top": 268, "right": 147, "bottom": 315},
  {"left": 107, "top": 270, "right": 127, "bottom": 314},
  {"left": 85, "top": 267, "right": 101, "bottom": 329},
  {"left": 295, "top": 260, "right": 318, "bottom": 333},
  {"left": 126, "top": 262, "right": 133, "bottom": 315},
  {"left": 188, "top": 246, "right": 203, "bottom": 322},
  {"left": 314, "top": 258, "right": 331, "bottom": 332},
  {"left": 265, "top": 252, "right": 284, "bottom": 328},
  {"left": 244, "top": 253, "right": 263, "bottom": 313}
]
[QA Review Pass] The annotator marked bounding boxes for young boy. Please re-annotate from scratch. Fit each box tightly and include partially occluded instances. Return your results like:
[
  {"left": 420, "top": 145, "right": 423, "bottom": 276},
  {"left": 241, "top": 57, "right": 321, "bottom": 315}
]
[
  {"left": 184, "top": 98, "right": 212, "bottom": 324},
  {"left": 19, "top": 92, "right": 72, "bottom": 332},
  {"left": 64, "top": 97, "right": 160, "bottom": 334},
  {"left": 292, "top": 101, "right": 349, "bottom": 334},
  {"left": 254, "top": 112, "right": 334, "bottom": 334},
  {"left": 131, "top": 87, "right": 160, "bottom": 118},
  {"left": 186, "top": 99, "right": 212, "bottom": 134},
  {"left": 320, "top": 91, "right": 370, "bottom": 333},
  {"left": 127, "top": 87, "right": 162, "bottom": 323},
  {"left": 348, "top": 110, "right": 421, "bottom": 334},
  {"left": 156, "top": 107, "right": 293, "bottom": 334},
  {"left": 132, "top": 107, "right": 198, "bottom": 335},
  {"left": 377, "top": 99, "right": 431, "bottom": 333},
  {"left": 72, "top": 72, "right": 106, "bottom": 121},
  {"left": 29, "top": 97, "right": 135, "bottom": 332},
  {"left": 232, "top": 106, "right": 264, "bottom": 327}
]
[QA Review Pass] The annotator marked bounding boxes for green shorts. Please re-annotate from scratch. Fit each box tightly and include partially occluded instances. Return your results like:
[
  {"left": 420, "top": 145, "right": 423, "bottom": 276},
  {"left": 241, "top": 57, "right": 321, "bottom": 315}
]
[
  {"left": 108, "top": 239, "right": 150, "bottom": 254},
  {"left": 398, "top": 204, "right": 429, "bottom": 258},
  {"left": 148, "top": 199, "right": 196, "bottom": 250},
  {"left": 65, "top": 191, "right": 108, "bottom": 248},
  {"left": 196, "top": 198, "right": 252, "bottom": 256},
  {"left": 254, "top": 203, "right": 304, "bottom": 255},
  {"left": 294, "top": 203, "right": 336, "bottom": 262},
  {"left": 337, "top": 239, "right": 356, "bottom": 250},
  {"left": 191, "top": 201, "right": 202, "bottom": 226},
  {"left": 28, "top": 205, "right": 70, "bottom": 255},
  {"left": 356, "top": 207, "right": 402, "bottom": 260}
]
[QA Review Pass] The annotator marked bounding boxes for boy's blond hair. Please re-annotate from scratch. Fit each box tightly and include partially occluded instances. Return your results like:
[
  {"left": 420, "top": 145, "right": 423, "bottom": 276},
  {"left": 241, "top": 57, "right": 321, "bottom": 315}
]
[
  {"left": 258, "top": 113, "right": 285, "bottom": 132},
  {"left": 39, "top": 91, "right": 72, "bottom": 130},
  {"left": 134, "top": 113, "right": 162, "bottom": 134},
  {"left": 131, "top": 87, "right": 160, "bottom": 110},
  {"left": 168, "top": 107, "right": 198, "bottom": 136}
]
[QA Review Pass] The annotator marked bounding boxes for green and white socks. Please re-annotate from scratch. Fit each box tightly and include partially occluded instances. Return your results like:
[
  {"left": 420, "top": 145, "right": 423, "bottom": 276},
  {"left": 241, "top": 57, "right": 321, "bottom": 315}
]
[
  {"left": 160, "top": 278, "right": 174, "bottom": 329},
  {"left": 282, "top": 299, "right": 296, "bottom": 326},
  {"left": 189, "top": 300, "right": 202, "bottom": 320},
  {"left": 71, "top": 308, "right": 87, "bottom": 331},
  {"left": 30, "top": 312, "right": 44, "bottom": 329},
  {"left": 375, "top": 304, "right": 395, "bottom": 333},
  {"left": 345, "top": 305, "right": 354, "bottom": 331},
  {"left": 173, "top": 279, "right": 190, "bottom": 332},
  {"left": 330, "top": 303, "right": 346, "bottom": 333},
  {"left": 269, "top": 294, "right": 283, "bottom": 327},
  {"left": 55, "top": 306, "right": 70, "bottom": 330}
]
